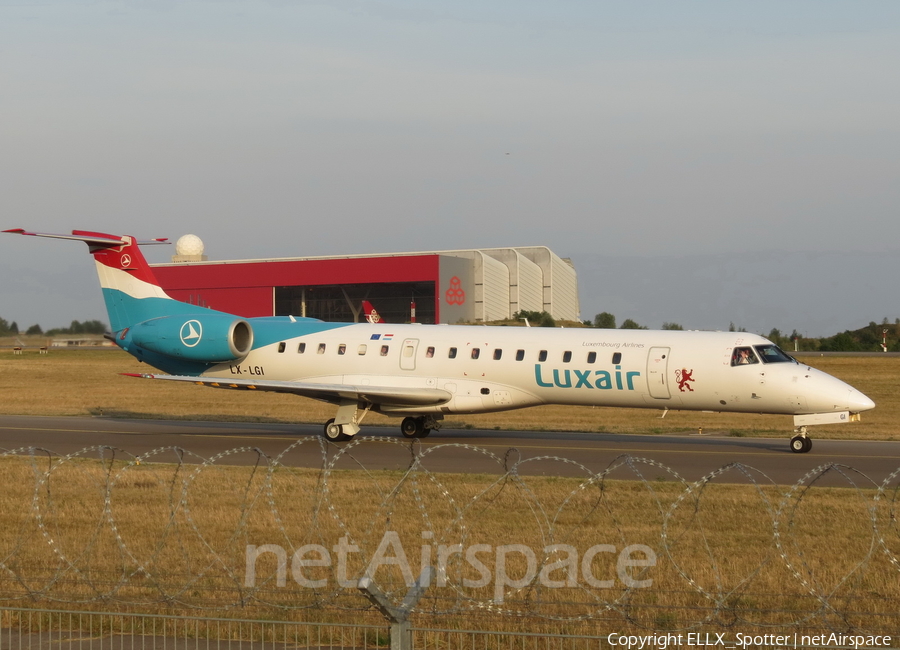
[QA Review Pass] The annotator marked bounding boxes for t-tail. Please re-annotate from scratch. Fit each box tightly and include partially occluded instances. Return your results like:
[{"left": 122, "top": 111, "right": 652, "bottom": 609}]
[
  {"left": 5, "top": 229, "right": 182, "bottom": 330},
  {"left": 3, "top": 229, "right": 254, "bottom": 372},
  {"left": 362, "top": 300, "right": 383, "bottom": 323}
]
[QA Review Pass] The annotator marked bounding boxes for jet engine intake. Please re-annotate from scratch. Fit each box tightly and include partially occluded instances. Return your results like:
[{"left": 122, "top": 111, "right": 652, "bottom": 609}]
[{"left": 127, "top": 314, "right": 253, "bottom": 363}]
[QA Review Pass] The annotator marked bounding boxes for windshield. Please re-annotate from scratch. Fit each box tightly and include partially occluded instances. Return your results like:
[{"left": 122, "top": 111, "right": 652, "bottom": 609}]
[{"left": 754, "top": 344, "right": 794, "bottom": 363}]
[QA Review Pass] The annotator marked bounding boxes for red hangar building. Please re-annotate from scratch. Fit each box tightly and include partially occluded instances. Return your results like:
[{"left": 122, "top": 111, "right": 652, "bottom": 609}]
[{"left": 151, "top": 235, "right": 581, "bottom": 325}]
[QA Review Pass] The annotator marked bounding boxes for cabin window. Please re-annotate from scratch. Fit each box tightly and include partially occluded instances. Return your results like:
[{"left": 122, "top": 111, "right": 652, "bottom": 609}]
[
  {"left": 278, "top": 342, "right": 286, "bottom": 353},
  {"left": 612, "top": 352, "right": 622, "bottom": 364},
  {"left": 516, "top": 349, "right": 525, "bottom": 361},
  {"left": 425, "top": 346, "right": 435, "bottom": 358},
  {"left": 338, "top": 344, "right": 346, "bottom": 355},
  {"left": 562, "top": 351, "right": 572, "bottom": 363},
  {"left": 381, "top": 345, "right": 390, "bottom": 356},
  {"left": 731, "top": 347, "right": 759, "bottom": 366},
  {"left": 471, "top": 348, "right": 480, "bottom": 359},
  {"left": 480, "top": 387, "right": 490, "bottom": 395},
  {"left": 317, "top": 343, "right": 326, "bottom": 354},
  {"left": 297, "top": 342, "right": 306, "bottom": 354},
  {"left": 357, "top": 344, "right": 367, "bottom": 355},
  {"left": 449, "top": 347, "right": 457, "bottom": 359},
  {"left": 587, "top": 351, "right": 597, "bottom": 364},
  {"left": 538, "top": 350, "right": 548, "bottom": 362},
  {"left": 493, "top": 349, "right": 502, "bottom": 360},
  {"left": 403, "top": 345, "right": 415, "bottom": 358}
]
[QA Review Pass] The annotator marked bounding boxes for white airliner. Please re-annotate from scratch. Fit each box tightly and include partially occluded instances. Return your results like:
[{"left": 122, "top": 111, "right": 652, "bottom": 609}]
[{"left": 5, "top": 229, "right": 875, "bottom": 453}]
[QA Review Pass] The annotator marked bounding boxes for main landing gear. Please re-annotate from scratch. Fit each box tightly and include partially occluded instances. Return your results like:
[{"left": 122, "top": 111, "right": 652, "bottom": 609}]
[
  {"left": 324, "top": 418, "right": 352, "bottom": 442},
  {"left": 322, "top": 400, "right": 369, "bottom": 443},
  {"left": 320, "top": 400, "right": 443, "bottom": 442},
  {"left": 789, "top": 426, "right": 812, "bottom": 453},
  {"left": 400, "top": 416, "right": 441, "bottom": 439}
]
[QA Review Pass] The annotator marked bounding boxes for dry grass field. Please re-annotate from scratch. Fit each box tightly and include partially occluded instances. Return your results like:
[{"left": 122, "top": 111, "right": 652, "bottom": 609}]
[
  {"left": 0, "top": 453, "right": 897, "bottom": 632},
  {"left": 0, "top": 347, "right": 896, "bottom": 440},
  {"left": 2, "top": 346, "right": 899, "bottom": 633}
]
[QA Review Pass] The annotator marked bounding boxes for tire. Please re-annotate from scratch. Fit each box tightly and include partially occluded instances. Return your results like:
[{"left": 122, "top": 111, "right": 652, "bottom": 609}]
[
  {"left": 401, "top": 417, "right": 424, "bottom": 439},
  {"left": 790, "top": 436, "right": 807, "bottom": 453},
  {"left": 324, "top": 418, "right": 350, "bottom": 442}
]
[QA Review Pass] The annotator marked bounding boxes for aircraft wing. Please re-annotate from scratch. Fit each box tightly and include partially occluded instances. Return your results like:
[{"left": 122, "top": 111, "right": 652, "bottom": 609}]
[{"left": 123, "top": 373, "right": 452, "bottom": 407}]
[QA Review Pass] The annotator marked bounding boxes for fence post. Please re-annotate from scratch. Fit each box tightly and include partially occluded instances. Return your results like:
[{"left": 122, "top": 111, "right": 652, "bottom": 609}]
[{"left": 358, "top": 566, "right": 432, "bottom": 650}]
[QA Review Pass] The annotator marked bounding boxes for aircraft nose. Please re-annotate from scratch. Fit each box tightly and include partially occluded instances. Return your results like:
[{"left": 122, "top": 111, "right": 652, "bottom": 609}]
[
  {"left": 803, "top": 368, "right": 875, "bottom": 414},
  {"left": 849, "top": 388, "right": 876, "bottom": 413}
]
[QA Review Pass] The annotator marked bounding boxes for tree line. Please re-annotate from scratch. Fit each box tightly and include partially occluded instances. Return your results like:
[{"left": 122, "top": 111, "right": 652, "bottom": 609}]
[
  {"left": 511, "top": 310, "right": 900, "bottom": 353},
  {"left": 5, "top": 311, "right": 900, "bottom": 352},
  {"left": 0, "top": 318, "right": 107, "bottom": 338}
]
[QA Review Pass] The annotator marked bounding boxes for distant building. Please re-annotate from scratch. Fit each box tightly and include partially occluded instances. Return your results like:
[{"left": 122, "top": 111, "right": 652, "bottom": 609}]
[
  {"left": 151, "top": 238, "right": 579, "bottom": 324},
  {"left": 50, "top": 337, "right": 113, "bottom": 347}
]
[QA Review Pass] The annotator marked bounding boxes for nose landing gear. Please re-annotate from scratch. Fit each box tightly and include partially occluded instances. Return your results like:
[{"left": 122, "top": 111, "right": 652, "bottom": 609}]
[{"left": 790, "top": 426, "right": 812, "bottom": 453}]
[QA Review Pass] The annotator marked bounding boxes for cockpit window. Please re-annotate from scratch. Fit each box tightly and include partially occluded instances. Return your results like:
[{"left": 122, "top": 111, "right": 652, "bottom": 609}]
[
  {"left": 731, "top": 347, "right": 759, "bottom": 366},
  {"left": 754, "top": 344, "right": 794, "bottom": 363}
]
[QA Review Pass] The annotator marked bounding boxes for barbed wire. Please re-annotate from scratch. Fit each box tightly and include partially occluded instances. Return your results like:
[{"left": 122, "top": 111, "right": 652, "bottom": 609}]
[{"left": 0, "top": 439, "right": 898, "bottom": 633}]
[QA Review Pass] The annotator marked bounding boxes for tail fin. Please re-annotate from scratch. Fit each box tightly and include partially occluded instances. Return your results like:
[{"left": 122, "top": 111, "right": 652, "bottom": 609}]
[
  {"left": 3, "top": 229, "right": 184, "bottom": 332},
  {"left": 362, "top": 300, "right": 383, "bottom": 323}
]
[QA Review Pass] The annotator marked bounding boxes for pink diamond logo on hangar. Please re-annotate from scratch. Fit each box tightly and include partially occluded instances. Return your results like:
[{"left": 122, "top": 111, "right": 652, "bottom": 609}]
[{"left": 445, "top": 276, "right": 466, "bottom": 305}]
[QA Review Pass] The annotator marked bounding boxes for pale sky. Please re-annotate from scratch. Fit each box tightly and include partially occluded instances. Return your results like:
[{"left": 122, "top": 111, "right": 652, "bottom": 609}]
[{"left": 2, "top": 1, "right": 899, "bottom": 336}]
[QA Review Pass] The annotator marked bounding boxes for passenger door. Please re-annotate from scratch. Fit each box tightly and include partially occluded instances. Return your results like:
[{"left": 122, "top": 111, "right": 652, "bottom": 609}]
[
  {"left": 400, "top": 338, "right": 419, "bottom": 371},
  {"left": 647, "top": 347, "right": 671, "bottom": 399}
]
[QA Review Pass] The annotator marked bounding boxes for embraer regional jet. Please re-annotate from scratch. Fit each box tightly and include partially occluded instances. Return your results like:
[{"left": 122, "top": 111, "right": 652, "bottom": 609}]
[{"left": 5, "top": 229, "right": 875, "bottom": 453}]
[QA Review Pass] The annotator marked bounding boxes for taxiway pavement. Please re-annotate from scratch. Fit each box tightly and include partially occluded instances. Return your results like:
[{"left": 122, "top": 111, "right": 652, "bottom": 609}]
[{"left": 2, "top": 415, "right": 898, "bottom": 487}]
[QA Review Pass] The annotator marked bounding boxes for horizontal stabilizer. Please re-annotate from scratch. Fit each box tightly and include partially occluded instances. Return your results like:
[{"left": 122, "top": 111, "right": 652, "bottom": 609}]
[
  {"left": 123, "top": 373, "right": 453, "bottom": 407},
  {"left": 3, "top": 229, "right": 169, "bottom": 247}
]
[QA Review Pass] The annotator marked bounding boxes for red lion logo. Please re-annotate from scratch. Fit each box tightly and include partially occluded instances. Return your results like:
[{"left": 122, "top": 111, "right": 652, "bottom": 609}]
[{"left": 675, "top": 368, "right": 695, "bottom": 392}]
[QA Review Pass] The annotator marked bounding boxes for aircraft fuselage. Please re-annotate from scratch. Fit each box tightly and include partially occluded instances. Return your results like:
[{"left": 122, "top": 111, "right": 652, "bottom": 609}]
[{"left": 199, "top": 322, "right": 870, "bottom": 420}]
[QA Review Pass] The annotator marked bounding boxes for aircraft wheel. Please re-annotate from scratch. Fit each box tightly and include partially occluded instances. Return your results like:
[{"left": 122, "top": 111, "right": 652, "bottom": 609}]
[
  {"left": 417, "top": 427, "right": 431, "bottom": 438},
  {"left": 401, "top": 417, "right": 425, "bottom": 439},
  {"left": 324, "top": 418, "right": 350, "bottom": 442},
  {"left": 803, "top": 436, "right": 812, "bottom": 453},
  {"left": 790, "top": 435, "right": 810, "bottom": 454}
]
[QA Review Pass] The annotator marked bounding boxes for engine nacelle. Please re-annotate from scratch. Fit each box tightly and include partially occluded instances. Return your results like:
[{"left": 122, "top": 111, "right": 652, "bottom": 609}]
[{"left": 127, "top": 314, "right": 254, "bottom": 363}]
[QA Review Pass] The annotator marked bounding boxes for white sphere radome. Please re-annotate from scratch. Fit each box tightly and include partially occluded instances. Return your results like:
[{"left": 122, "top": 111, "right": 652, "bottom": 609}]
[{"left": 175, "top": 234, "right": 205, "bottom": 256}]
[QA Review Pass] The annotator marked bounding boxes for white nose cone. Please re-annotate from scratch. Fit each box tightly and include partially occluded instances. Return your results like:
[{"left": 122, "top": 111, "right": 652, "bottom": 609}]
[
  {"left": 804, "top": 367, "right": 876, "bottom": 414},
  {"left": 848, "top": 388, "right": 876, "bottom": 413}
]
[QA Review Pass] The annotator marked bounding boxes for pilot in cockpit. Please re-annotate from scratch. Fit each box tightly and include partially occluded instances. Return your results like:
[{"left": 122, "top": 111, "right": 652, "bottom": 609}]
[{"left": 732, "top": 347, "right": 758, "bottom": 366}]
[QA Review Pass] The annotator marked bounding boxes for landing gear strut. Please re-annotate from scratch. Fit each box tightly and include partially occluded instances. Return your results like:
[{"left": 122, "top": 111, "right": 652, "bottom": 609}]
[
  {"left": 321, "top": 400, "right": 371, "bottom": 443},
  {"left": 790, "top": 426, "right": 812, "bottom": 453},
  {"left": 400, "top": 416, "right": 441, "bottom": 439}
]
